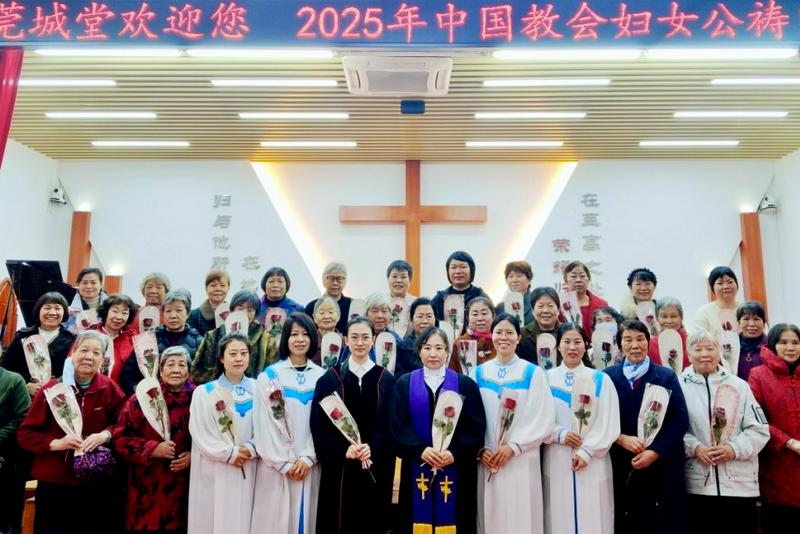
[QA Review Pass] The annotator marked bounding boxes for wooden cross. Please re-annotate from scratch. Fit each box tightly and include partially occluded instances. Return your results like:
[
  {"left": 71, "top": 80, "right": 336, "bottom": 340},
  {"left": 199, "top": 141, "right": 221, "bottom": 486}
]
[{"left": 339, "top": 161, "right": 487, "bottom": 295}]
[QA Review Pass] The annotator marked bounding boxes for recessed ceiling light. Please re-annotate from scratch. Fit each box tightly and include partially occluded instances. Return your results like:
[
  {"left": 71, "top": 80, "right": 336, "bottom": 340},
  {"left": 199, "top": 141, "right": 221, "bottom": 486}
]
[
  {"left": 187, "top": 48, "right": 334, "bottom": 59},
  {"left": 34, "top": 48, "right": 182, "bottom": 57},
  {"left": 19, "top": 79, "right": 116, "bottom": 87},
  {"left": 239, "top": 112, "right": 348, "bottom": 120},
  {"left": 47, "top": 111, "right": 157, "bottom": 119},
  {"left": 92, "top": 140, "right": 189, "bottom": 147},
  {"left": 674, "top": 111, "right": 787, "bottom": 119},
  {"left": 475, "top": 111, "right": 586, "bottom": 120},
  {"left": 493, "top": 49, "right": 642, "bottom": 61},
  {"left": 639, "top": 140, "right": 739, "bottom": 147},
  {"left": 483, "top": 79, "right": 610, "bottom": 87},
  {"left": 711, "top": 77, "right": 800, "bottom": 85},
  {"left": 645, "top": 48, "right": 798, "bottom": 60},
  {"left": 466, "top": 140, "right": 563, "bottom": 148},
  {"left": 212, "top": 78, "right": 337, "bottom": 87},
  {"left": 260, "top": 141, "right": 356, "bottom": 148}
]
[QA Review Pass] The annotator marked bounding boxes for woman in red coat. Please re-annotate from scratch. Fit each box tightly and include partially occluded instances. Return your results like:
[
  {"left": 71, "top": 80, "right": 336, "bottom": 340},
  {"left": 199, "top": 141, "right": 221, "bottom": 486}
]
[
  {"left": 17, "top": 330, "right": 126, "bottom": 534},
  {"left": 114, "top": 346, "right": 194, "bottom": 534},
  {"left": 93, "top": 294, "right": 137, "bottom": 385},
  {"left": 748, "top": 323, "right": 800, "bottom": 533}
]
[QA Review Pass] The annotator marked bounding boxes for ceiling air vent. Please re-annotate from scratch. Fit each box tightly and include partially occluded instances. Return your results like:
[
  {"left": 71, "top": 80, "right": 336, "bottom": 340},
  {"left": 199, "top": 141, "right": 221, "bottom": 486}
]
[{"left": 342, "top": 56, "right": 453, "bottom": 97}]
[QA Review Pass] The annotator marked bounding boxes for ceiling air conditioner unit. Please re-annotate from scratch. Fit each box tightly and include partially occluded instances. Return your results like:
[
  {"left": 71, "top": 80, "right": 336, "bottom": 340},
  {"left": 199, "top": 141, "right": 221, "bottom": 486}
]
[{"left": 342, "top": 56, "right": 453, "bottom": 97}]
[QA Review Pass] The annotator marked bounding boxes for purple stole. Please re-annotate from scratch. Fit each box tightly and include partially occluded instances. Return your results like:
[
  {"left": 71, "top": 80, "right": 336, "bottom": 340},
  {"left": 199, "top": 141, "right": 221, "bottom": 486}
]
[{"left": 409, "top": 368, "right": 459, "bottom": 533}]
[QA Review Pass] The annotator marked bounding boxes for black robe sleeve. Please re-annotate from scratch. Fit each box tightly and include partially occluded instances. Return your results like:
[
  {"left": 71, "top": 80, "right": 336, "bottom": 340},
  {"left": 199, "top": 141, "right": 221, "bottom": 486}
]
[
  {"left": 449, "top": 374, "right": 487, "bottom": 462},
  {"left": 310, "top": 369, "right": 349, "bottom": 464},
  {"left": 369, "top": 369, "right": 396, "bottom": 460}
]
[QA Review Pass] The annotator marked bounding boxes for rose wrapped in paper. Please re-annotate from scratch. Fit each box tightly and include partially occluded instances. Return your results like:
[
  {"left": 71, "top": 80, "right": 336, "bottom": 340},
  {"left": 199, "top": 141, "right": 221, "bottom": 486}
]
[
  {"left": 429, "top": 390, "right": 464, "bottom": 478},
  {"left": 458, "top": 340, "right": 475, "bottom": 375},
  {"left": 53, "top": 393, "right": 80, "bottom": 436},
  {"left": 668, "top": 349, "right": 679, "bottom": 372},
  {"left": 269, "top": 314, "right": 283, "bottom": 337},
  {"left": 488, "top": 392, "right": 518, "bottom": 481},
  {"left": 258, "top": 377, "right": 295, "bottom": 462},
  {"left": 23, "top": 336, "right": 51, "bottom": 384},
  {"left": 214, "top": 396, "right": 246, "bottom": 478},
  {"left": 320, "top": 392, "right": 374, "bottom": 481},
  {"left": 448, "top": 307, "right": 459, "bottom": 334},
  {"left": 574, "top": 394, "right": 592, "bottom": 436},
  {"left": 148, "top": 387, "right": 170, "bottom": 440},
  {"left": 642, "top": 400, "right": 662, "bottom": 443},
  {"left": 390, "top": 304, "right": 403, "bottom": 329},
  {"left": 645, "top": 315, "right": 659, "bottom": 337},
  {"left": 324, "top": 343, "right": 340, "bottom": 369},
  {"left": 539, "top": 347, "right": 553, "bottom": 370},
  {"left": 601, "top": 342, "right": 613, "bottom": 366},
  {"left": 712, "top": 407, "right": 727, "bottom": 446},
  {"left": 381, "top": 341, "right": 393, "bottom": 368}
]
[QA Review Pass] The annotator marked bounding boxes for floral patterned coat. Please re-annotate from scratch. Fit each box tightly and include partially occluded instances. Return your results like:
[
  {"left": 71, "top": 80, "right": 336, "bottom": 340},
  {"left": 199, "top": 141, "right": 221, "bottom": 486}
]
[{"left": 113, "top": 380, "right": 195, "bottom": 531}]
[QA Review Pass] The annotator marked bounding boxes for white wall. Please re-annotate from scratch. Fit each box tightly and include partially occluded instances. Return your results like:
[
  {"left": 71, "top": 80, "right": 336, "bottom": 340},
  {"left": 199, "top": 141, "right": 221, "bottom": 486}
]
[
  {"left": 0, "top": 140, "right": 71, "bottom": 279},
  {"left": 768, "top": 148, "right": 800, "bottom": 323}
]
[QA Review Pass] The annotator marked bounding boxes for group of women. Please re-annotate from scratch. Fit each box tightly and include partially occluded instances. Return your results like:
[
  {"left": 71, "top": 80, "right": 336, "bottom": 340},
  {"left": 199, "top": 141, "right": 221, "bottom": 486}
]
[{"left": 0, "top": 252, "right": 798, "bottom": 534}]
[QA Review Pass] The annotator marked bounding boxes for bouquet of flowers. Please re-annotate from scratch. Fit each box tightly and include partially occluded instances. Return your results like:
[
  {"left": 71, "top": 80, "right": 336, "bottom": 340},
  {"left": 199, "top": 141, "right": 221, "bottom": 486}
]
[
  {"left": 503, "top": 292, "right": 525, "bottom": 327},
  {"left": 321, "top": 332, "right": 343, "bottom": 370},
  {"left": 658, "top": 329, "right": 684, "bottom": 374},
  {"left": 22, "top": 334, "right": 51, "bottom": 384},
  {"left": 458, "top": 339, "right": 478, "bottom": 377},
  {"left": 138, "top": 305, "right": 161, "bottom": 332},
  {"left": 133, "top": 331, "right": 160, "bottom": 379},
  {"left": 536, "top": 333, "right": 557, "bottom": 370},
  {"left": 444, "top": 294, "right": 465, "bottom": 336},
  {"left": 388, "top": 298, "right": 409, "bottom": 336},
  {"left": 319, "top": 392, "right": 374, "bottom": 480},
  {"left": 488, "top": 389, "right": 518, "bottom": 481},
  {"left": 44, "top": 382, "right": 83, "bottom": 443},
  {"left": 264, "top": 308, "right": 286, "bottom": 338},
  {"left": 571, "top": 376, "right": 597, "bottom": 438},
  {"left": 637, "top": 384, "right": 671, "bottom": 447},
  {"left": 135, "top": 377, "right": 170, "bottom": 441},
  {"left": 560, "top": 290, "right": 582, "bottom": 327},
  {"left": 375, "top": 332, "right": 397, "bottom": 374},
  {"left": 429, "top": 390, "right": 464, "bottom": 478},
  {"left": 212, "top": 388, "right": 246, "bottom": 478}
]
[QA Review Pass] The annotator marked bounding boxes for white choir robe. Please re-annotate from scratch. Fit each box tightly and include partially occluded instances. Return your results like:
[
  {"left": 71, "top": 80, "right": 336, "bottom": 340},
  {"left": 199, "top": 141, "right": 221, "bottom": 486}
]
[
  {"left": 476, "top": 356, "right": 556, "bottom": 534},
  {"left": 251, "top": 359, "right": 325, "bottom": 534},
  {"left": 543, "top": 364, "right": 620, "bottom": 534},
  {"left": 188, "top": 375, "right": 259, "bottom": 534}
]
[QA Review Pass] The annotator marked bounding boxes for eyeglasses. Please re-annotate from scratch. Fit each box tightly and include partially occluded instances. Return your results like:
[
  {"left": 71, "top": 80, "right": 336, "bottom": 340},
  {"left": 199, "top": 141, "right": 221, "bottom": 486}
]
[{"left": 325, "top": 276, "right": 346, "bottom": 283}]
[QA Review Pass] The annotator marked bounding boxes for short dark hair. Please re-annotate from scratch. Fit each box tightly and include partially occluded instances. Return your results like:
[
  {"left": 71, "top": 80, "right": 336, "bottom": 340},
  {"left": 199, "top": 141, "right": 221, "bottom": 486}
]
[
  {"left": 491, "top": 312, "right": 521, "bottom": 336},
  {"left": 386, "top": 260, "right": 413, "bottom": 280},
  {"left": 98, "top": 294, "right": 137, "bottom": 326},
  {"left": 230, "top": 290, "right": 260, "bottom": 312},
  {"left": 446, "top": 251, "right": 476, "bottom": 284},
  {"left": 261, "top": 267, "right": 291, "bottom": 293},
  {"left": 616, "top": 319, "right": 651, "bottom": 347},
  {"left": 708, "top": 266, "right": 738, "bottom": 290},
  {"left": 592, "top": 306, "right": 624, "bottom": 330},
  {"left": 564, "top": 261, "right": 592, "bottom": 281},
  {"left": 415, "top": 326, "right": 450, "bottom": 354},
  {"left": 504, "top": 260, "right": 533, "bottom": 281},
  {"left": 76, "top": 267, "right": 103, "bottom": 284},
  {"left": 409, "top": 297, "right": 438, "bottom": 327},
  {"left": 555, "top": 322, "right": 590, "bottom": 347},
  {"left": 216, "top": 333, "right": 251, "bottom": 376},
  {"left": 767, "top": 323, "right": 800, "bottom": 354},
  {"left": 345, "top": 316, "right": 375, "bottom": 337},
  {"left": 531, "top": 286, "right": 560, "bottom": 308},
  {"left": 626, "top": 268, "right": 657, "bottom": 287},
  {"left": 736, "top": 300, "right": 766, "bottom": 322},
  {"left": 32, "top": 292, "right": 69, "bottom": 326},
  {"left": 278, "top": 313, "right": 319, "bottom": 359},
  {"left": 467, "top": 296, "right": 495, "bottom": 314}
]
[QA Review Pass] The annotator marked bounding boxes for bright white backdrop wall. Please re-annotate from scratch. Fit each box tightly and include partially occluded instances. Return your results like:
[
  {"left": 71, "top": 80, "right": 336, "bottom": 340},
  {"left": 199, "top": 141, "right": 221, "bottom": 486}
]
[{"left": 53, "top": 157, "right": 776, "bottom": 325}]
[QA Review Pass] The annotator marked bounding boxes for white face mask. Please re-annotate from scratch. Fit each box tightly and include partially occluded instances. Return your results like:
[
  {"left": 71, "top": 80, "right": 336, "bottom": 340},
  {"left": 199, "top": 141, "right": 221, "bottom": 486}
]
[{"left": 595, "top": 321, "right": 618, "bottom": 337}]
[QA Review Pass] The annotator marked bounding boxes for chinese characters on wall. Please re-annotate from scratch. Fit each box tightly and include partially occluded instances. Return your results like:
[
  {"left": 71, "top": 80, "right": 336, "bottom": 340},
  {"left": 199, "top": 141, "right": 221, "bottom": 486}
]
[
  {"left": 210, "top": 193, "right": 261, "bottom": 291},
  {"left": 551, "top": 192, "right": 604, "bottom": 296}
]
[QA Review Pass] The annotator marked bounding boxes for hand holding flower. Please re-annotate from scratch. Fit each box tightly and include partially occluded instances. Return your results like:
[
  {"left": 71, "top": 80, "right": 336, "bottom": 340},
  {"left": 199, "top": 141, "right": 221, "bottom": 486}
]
[
  {"left": 617, "top": 434, "right": 646, "bottom": 454},
  {"left": 564, "top": 431, "right": 583, "bottom": 448},
  {"left": 695, "top": 444, "right": 716, "bottom": 466},
  {"left": 491, "top": 443, "right": 515, "bottom": 469},
  {"left": 708, "top": 444, "right": 735, "bottom": 464},
  {"left": 421, "top": 447, "right": 445, "bottom": 468}
]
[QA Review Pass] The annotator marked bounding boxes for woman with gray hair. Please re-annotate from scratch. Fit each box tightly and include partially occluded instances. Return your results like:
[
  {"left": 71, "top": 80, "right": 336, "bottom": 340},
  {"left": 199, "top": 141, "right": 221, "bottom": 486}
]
[
  {"left": 191, "top": 290, "right": 278, "bottom": 384},
  {"left": 120, "top": 289, "right": 203, "bottom": 395},
  {"left": 304, "top": 262, "right": 352, "bottom": 333},
  {"left": 114, "top": 345, "right": 195, "bottom": 533},
  {"left": 339, "top": 293, "right": 402, "bottom": 366},
  {"left": 648, "top": 297, "right": 691, "bottom": 371},
  {"left": 129, "top": 272, "right": 172, "bottom": 335},
  {"left": 678, "top": 329, "right": 769, "bottom": 534},
  {"left": 18, "top": 330, "right": 126, "bottom": 534}
]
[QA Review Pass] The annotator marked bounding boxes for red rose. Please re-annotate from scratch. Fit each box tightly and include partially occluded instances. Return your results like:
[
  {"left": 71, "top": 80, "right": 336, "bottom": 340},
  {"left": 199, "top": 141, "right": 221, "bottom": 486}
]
[
  {"left": 646, "top": 315, "right": 654, "bottom": 323},
  {"left": 601, "top": 342, "right": 611, "bottom": 352},
  {"left": 384, "top": 341, "right": 393, "bottom": 352},
  {"left": 649, "top": 400, "right": 662, "bottom": 412},
  {"left": 271, "top": 314, "right": 281, "bottom": 323},
  {"left": 269, "top": 389, "right": 282, "bottom": 401},
  {"left": 459, "top": 340, "right": 469, "bottom": 352},
  {"left": 53, "top": 393, "right": 67, "bottom": 406},
  {"left": 540, "top": 347, "right": 550, "bottom": 358},
  {"left": 444, "top": 406, "right": 456, "bottom": 418},
  {"left": 143, "top": 318, "right": 153, "bottom": 328},
  {"left": 563, "top": 302, "right": 572, "bottom": 311},
  {"left": 579, "top": 394, "right": 591, "bottom": 405},
  {"left": 146, "top": 387, "right": 159, "bottom": 399},
  {"left": 329, "top": 344, "right": 339, "bottom": 353},
  {"left": 723, "top": 321, "right": 733, "bottom": 331},
  {"left": 215, "top": 400, "right": 226, "bottom": 411},
  {"left": 449, "top": 308, "right": 457, "bottom": 316},
  {"left": 393, "top": 304, "right": 402, "bottom": 313},
  {"left": 668, "top": 349, "right": 678, "bottom": 359},
  {"left": 330, "top": 408, "right": 343, "bottom": 421},
  {"left": 511, "top": 302, "right": 521, "bottom": 311},
  {"left": 504, "top": 398, "right": 516, "bottom": 410},
  {"left": 80, "top": 319, "right": 90, "bottom": 328},
  {"left": 713, "top": 407, "right": 726, "bottom": 419},
  {"left": 25, "top": 341, "right": 35, "bottom": 351}
]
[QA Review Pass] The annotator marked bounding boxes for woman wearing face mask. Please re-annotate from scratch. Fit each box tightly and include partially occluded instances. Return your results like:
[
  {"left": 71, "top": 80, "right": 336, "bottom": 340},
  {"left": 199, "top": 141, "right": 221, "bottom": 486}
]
[
  {"left": 543, "top": 323, "right": 620, "bottom": 534},
  {"left": 310, "top": 317, "right": 396, "bottom": 534},
  {"left": 648, "top": 298, "right": 691, "bottom": 371},
  {"left": 396, "top": 297, "right": 437, "bottom": 378},
  {"left": 679, "top": 330, "right": 768, "bottom": 534},
  {"left": 1, "top": 292, "right": 76, "bottom": 397},
  {"left": 114, "top": 346, "right": 195, "bottom": 534},
  {"left": 748, "top": 323, "right": 800, "bottom": 533},
  {"left": 449, "top": 296, "right": 497, "bottom": 374},
  {"left": 392, "top": 326, "right": 486, "bottom": 534},
  {"left": 604, "top": 320, "right": 689, "bottom": 534},
  {"left": 191, "top": 290, "right": 278, "bottom": 386}
]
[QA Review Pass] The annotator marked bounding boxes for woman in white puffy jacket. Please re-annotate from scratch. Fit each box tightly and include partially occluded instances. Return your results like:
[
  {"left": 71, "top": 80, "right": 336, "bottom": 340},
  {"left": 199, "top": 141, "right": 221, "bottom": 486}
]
[{"left": 679, "top": 329, "right": 769, "bottom": 534}]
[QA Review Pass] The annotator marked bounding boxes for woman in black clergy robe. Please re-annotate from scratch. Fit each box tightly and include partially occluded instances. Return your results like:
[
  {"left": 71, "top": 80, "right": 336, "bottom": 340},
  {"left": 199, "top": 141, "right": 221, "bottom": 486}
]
[
  {"left": 392, "top": 326, "right": 486, "bottom": 534},
  {"left": 310, "top": 317, "right": 396, "bottom": 534}
]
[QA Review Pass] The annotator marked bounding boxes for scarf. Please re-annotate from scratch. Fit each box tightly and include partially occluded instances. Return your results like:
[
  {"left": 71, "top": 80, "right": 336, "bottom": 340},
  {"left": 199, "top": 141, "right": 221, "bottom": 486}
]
[
  {"left": 466, "top": 328, "right": 492, "bottom": 341},
  {"left": 623, "top": 356, "right": 650, "bottom": 388},
  {"left": 199, "top": 299, "right": 216, "bottom": 321}
]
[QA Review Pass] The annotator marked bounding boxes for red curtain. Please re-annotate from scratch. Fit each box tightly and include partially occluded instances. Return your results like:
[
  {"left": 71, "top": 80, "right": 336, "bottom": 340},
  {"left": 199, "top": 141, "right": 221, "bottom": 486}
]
[{"left": 0, "top": 47, "right": 23, "bottom": 169}]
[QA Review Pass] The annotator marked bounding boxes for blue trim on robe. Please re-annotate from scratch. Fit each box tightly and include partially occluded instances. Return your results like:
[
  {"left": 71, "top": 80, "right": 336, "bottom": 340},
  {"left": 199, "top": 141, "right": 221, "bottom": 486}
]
[
  {"left": 282, "top": 387, "right": 315, "bottom": 405},
  {"left": 234, "top": 399, "right": 253, "bottom": 417},
  {"left": 204, "top": 381, "right": 215, "bottom": 393},
  {"left": 550, "top": 386, "right": 572, "bottom": 406},
  {"left": 265, "top": 366, "right": 278, "bottom": 380},
  {"left": 593, "top": 370, "right": 604, "bottom": 397},
  {"left": 476, "top": 361, "right": 536, "bottom": 396}
]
